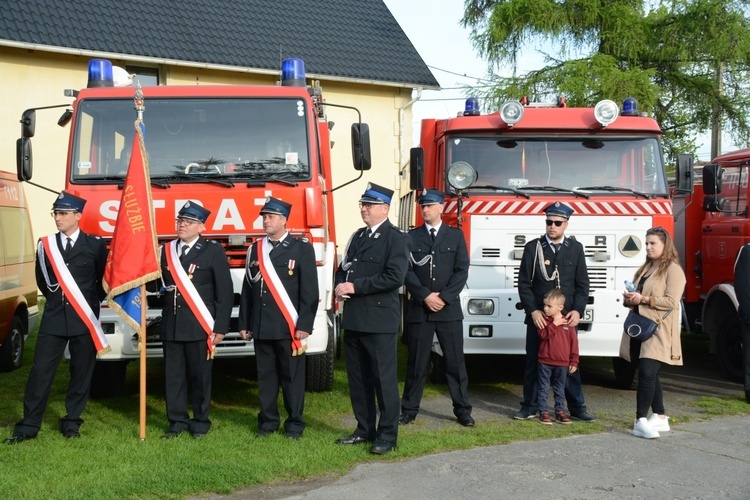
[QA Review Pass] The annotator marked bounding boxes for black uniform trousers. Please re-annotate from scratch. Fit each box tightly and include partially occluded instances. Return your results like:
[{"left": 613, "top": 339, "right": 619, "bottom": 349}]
[
  {"left": 163, "top": 340, "right": 213, "bottom": 434},
  {"left": 344, "top": 330, "right": 399, "bottom": 443},
  {"left": 16, "top": 333, "right": 96, "bottom": 436},
  {"left": 401, "top": 320, "right": 471, "bottom": 418},
  {"left": 255, "top": 339, "right": 305, "bottom": 433},
  {"left": 522, "top": 322, "right": 586, "bottom": 415},
  {"left": 743, "top": 322, "right": 750, "bottom": 399}
]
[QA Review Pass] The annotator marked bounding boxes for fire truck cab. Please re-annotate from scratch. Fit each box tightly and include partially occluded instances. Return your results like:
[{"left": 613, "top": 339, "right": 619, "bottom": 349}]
[
  {"left": 17, "top": 58, "right": 371, "bottom": 395},
  {"left": 406, "top": 97, "right": 693, "bottom": 387},
  {"left": 675, "top": 149, "right": 750, "bottom": 382}
]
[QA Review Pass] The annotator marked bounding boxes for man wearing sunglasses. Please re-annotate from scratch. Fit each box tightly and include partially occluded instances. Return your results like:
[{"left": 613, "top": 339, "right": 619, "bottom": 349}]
[{"left": 515, "top": 201, "right": 594, "bottom": 422}]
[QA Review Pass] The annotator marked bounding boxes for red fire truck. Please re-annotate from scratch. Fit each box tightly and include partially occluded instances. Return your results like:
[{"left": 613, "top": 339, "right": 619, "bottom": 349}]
[
  {"left": 405, "top": 97, "right": 693, "bottom": 387},
  {"left": 675, "top": 149, "right": 749, "bottom": 382},
  {"left": 17, "top": 58, "right": 370, "bottom": 395}
]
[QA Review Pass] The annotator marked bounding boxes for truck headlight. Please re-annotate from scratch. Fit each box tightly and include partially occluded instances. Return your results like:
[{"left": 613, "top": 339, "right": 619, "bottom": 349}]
[
  {"left": 447, "top": 161, "right": 476, "bottom": 190},
  {"left": 467, "top": 299, "right": 494, "bottom": 315}
]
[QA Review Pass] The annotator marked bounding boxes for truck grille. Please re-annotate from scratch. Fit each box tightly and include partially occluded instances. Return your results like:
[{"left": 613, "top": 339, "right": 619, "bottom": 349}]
[{"left": 512, "top": 267, "right": 607, "bottom": 290}]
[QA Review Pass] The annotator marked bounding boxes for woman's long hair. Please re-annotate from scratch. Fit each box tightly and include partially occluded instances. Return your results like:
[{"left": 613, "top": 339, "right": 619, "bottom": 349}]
[{"left": 634, "top": 226, "right": 680, "bottom": 280}]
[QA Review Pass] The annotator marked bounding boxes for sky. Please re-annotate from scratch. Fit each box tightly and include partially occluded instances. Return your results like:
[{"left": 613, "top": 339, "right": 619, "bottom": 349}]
[{"left": 382, "top": 0, "right": 733, "bottom": 161}]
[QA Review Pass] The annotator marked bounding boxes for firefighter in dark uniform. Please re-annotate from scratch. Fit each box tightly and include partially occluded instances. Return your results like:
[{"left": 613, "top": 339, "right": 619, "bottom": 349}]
[
  {"left": 399, "top": 189, "right": 474, "bottom": 427},
  {"left": 6, "top": 192, "right": 108, "bottom": 444},
  {"left": 334, "top": 183, "right": 411, "bottom": 455},
  {"left": 158, "top": 202, "right": 233, "bottom": 439},
  {"left": 515, "top": 201, "right": 594, "bottom": 421},
  {"left": 238, "top": 197, "right": 319, "bottom": 439},
  {"left": 733, "top": 243, "right": 750, "bottom": 403}
]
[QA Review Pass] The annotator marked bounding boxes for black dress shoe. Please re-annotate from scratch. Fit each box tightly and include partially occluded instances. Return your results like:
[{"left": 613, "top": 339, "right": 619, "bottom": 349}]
[
  {"left": 570, "top": 411, "right": 596, "bottom": 422},
  {"left": 160, "top": 431, "right": 182, "bottom": 440},
  {"left": 458, "top": 415, "right": 475, "bottom": 427},
  {"left": 398, "top": 414, "right": 416, "bottom": 425},
  {"left": 285, "top": 431, "right": 302, "bottom": 440},
  {"left": 191, "top": 432, "right": 207, "bottom": 439},
  {"left": 63, "top": 429, "right": 80, "bottom": 439},
  {"left": 255, "top": 429, "right": 275, "bottom": 438},
  {"left": 4, "top": 432, "right": 35, "bottom": 445},
  {"left": 370, "top": 440, "right": 396, "bottom": 454},
  {"left": 336, "top": 433, "right": 370, "bottom": 445}
]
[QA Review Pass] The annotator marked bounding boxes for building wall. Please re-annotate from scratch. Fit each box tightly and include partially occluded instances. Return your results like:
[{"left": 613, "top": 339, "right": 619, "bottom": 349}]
[{"left": 1, "top": 47, "right": 415, "bottom": 256}]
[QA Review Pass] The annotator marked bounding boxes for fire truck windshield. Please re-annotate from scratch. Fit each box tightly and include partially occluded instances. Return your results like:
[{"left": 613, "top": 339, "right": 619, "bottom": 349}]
[
  {"left": 446, "top": 136, "right": 668, "bottom": 195},
  {"left": 69, "top": 98, "right": 311, "bottom": 184}
]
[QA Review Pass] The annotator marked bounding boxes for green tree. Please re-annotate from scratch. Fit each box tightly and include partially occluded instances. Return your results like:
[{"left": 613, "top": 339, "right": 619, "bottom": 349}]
[{"left": 462, "top": 0, "right": 750, "bottom": 162}]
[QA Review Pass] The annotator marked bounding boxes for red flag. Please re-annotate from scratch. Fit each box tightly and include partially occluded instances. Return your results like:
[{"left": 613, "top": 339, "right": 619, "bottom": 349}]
[{"left": 104, "top": 120, "right": 161, "bottom": 331}]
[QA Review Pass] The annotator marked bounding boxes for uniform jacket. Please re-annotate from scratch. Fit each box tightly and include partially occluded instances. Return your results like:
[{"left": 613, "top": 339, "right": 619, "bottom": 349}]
[
  {"left": 517, "top": 235, "right": 589, "bottom": 324},
  {"left": 238, "top": 236, "right": 319, "bottom": 340},
  {"left": 158, "top": 236, "right": 233, "bottom": 341},
  {"left": 538, "top": 316, "right": 579, "bottom": 368},
  {"left": 334, "top": 219, "right": 411, "bottom": 333},
  {"left": 619, "top": 262, "right": 686, "bottom": 366},
  {"left": 36, "top": 231, "right": 108, "bottom": 337},
  {"left": 404, "top": 223, "right": 468, "bottom": 322},
  {"left": 734, "top": 243, "right": 750, "bottom": 323}
]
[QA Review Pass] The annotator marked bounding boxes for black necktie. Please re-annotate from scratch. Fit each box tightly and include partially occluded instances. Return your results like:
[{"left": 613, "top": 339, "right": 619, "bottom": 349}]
[
  {"left": 430, "top": 228, "right": 436, "bottom": 240},
  {"left": 366, "top": 228, "right": 372, "bottom": 238},
  {"left": 65, "top": 237, "right": 72, "bottom": 254},
  {"left": 180, "top": 244, "right": 188, "bottom": 261},
  {"left": 270, "top": 240, "right": 280, "bottom": 250}
]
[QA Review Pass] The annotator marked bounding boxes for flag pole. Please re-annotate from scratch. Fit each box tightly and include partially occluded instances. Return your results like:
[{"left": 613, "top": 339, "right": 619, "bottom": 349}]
[{"left": 139, "top": 284, "right": 147, "bottom": 441}]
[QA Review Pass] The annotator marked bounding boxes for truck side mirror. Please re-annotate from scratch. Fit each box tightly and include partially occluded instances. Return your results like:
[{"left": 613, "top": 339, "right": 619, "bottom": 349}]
[
  {"left": 20, "top": 109, "right": 36, "bottom": 138},
  {"left": 702, "top": 195, "right": 728, "bottom": 212},
  {"left": 675, "top": 154, "right": 694, "bottom": 194},
  {"left": 351, "top": 123, "right": 371, "bottom": 171},
  {"left": 409, "top": 147, "right": 424, "bottom": 191},
  {"left": 16, "top": 138, "right": 33, "bottom": 181},
  {"left": 702, "top": 163, "right": 723, "bottom": 195}
]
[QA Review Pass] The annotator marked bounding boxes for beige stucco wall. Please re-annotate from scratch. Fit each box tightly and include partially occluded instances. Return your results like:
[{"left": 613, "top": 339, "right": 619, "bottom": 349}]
[{"left": 1, "top": 46, "right": 415, "bottom": 253}]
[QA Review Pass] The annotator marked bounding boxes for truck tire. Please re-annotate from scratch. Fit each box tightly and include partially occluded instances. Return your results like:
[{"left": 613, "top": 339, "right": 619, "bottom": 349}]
[
  {"left": 717, "top": 315, "right": 743, "bottom": 382},
  {"left": 0, "top": 316, "right": 25, "bottom": 372},
  {"left": 612, "top": 356, "right": 637, "bottom": 390},
  {"left": 305, "top": 315, "right": 336, "bottom": 392},
  {"left": 89, "top": 360, "right": 129, "bottom": 399},
  {"left": 428, "top": 350, "right": 447, "bottom": 384}
]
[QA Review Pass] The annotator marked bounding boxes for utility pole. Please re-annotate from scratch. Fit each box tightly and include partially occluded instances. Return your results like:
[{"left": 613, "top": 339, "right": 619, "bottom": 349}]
[{"left": 710, "top": 63, "right": 723, "bottom": 161}]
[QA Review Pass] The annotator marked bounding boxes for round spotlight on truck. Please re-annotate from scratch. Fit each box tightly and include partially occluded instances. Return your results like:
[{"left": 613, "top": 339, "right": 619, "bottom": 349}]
[
  {"left": 448, "top": 161, "right": 476, "bottom": 190},
  {"left": 500, "top": 100, "right": 524, "bottom": 125},
  {"left": 594, "top": 99, "right": 619, "bottom": 126}
]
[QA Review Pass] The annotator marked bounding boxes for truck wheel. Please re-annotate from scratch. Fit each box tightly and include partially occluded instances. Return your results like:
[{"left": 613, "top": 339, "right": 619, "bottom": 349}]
[
  {"left": 612, "top": 356, "right": 636, "bottom": 390},
  {"left": 305, "top": 317, "right": 335, "bottom": 392},
  {"left": 717, "top": 316, "right": 743, "bottom": 382},
  {"left": 0, "top": 316, "right": 25, "bottom": 372},
  {"left": 89, "top": 360, "right": 129, "bottom": 399},
  {"left": 428, "top": 351, "right": 447, "bottom": 384}
]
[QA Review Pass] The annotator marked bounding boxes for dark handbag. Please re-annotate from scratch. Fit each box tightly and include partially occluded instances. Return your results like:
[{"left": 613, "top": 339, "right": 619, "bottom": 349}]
[{"left": 624, "top": 309, "right": 672, "bottom": 341}]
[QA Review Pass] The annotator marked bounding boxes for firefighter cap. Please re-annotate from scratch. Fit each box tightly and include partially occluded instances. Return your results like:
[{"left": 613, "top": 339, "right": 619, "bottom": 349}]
[
  {"left": 544, "top": 201, "right": 574, "bottom": 220},
  {"left": 418, "top": 188, "right": 445, "bottom": 206},
  {"left": 260, "top": 197, "right": 292, "bottom": 218},
  {"left": 52, "top": 191, "right": 86, "bottom": 212},
  {"left": 177, "top": 201, "right": 211, "bottom": 223},
  {"left": 359, "top": 182, "right": 393, "bottom": 205}
]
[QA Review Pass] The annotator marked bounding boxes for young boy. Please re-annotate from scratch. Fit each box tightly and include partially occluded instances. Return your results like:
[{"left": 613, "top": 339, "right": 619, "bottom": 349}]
[{"left": 537, "top": 289, "right": 579, "bottom": 425}]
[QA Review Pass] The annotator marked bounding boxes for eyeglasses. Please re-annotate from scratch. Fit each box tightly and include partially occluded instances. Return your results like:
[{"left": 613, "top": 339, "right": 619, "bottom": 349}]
[
  {"left": 359, "top": 202, "right": 378, "bottom": 210},
  {"left": 646, "top": 226, "right": 667, "bottom": 235},
  {"left": 175, "top": 218, "right": 199, "bottom": 226},
  {"left": 545, "top": 219, "right": 566, "bottom": 227}
]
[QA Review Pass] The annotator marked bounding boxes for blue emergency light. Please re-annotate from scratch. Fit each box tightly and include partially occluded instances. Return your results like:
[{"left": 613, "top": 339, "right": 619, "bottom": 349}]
[
  {"left": 621, "top": 97, "right": 639, "bottom": 116},
  {"left": 463, "top": 97, "right": 480, "bottom": 116},
  {"left": 281, "top": 58, "right": 306, "bottom": 87},
  {"left": 87, "top": 59, "right": 114, "bottom": 88}
]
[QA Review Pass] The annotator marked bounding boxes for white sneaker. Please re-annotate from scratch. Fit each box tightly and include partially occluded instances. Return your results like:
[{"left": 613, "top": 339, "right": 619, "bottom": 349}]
[
  {"left": 647, "top": 414, "right": 670, "bottom": 432},
  {"left": 632, "top": 417, "right": 660, "bottom": 439}
]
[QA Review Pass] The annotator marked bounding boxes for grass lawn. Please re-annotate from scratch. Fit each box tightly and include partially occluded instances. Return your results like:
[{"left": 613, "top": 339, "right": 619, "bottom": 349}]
[{"left": 1, "top": 316, "right": 747, "bottom": 499}]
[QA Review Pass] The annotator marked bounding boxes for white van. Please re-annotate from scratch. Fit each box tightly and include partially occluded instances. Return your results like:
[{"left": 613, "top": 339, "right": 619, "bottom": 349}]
[{"left": 0, "top": 171, "right": 39, "bottom": 371}]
